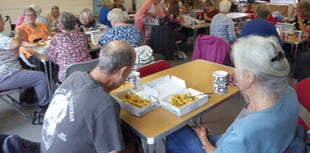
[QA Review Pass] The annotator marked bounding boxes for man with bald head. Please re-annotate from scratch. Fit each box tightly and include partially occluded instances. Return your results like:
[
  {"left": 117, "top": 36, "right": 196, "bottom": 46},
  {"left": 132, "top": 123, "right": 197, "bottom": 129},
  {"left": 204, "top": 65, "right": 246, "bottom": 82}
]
[{"left": 41, "top": 40, "right": 138, "bottom": 153}]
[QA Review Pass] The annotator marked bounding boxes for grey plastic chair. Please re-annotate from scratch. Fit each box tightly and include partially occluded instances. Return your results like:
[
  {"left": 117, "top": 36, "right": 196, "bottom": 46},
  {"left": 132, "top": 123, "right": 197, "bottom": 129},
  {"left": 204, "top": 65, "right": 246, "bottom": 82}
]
[{"left": 65, "top": 59, "right": 99, "bottom": 79}]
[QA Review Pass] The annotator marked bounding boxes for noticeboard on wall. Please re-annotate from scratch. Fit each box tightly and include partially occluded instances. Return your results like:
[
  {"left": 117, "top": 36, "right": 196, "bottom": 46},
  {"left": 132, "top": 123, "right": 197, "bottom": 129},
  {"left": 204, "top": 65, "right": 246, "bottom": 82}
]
[{"left": 94, "top": 0, "right": 104, "bottom": 15}]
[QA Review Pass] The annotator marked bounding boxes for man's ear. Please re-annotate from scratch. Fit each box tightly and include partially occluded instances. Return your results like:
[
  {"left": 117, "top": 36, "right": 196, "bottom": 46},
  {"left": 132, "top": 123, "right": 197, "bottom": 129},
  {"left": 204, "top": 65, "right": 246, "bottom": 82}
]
[{"left": 117, "top": 66, "right": 129, "bottom": 78}]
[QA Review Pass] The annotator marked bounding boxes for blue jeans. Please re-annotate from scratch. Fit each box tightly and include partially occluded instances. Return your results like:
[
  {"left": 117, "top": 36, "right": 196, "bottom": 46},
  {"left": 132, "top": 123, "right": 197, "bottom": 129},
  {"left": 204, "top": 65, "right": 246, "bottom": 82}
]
[
  {"left": 0, "top": 70, "right": 50, "bottom": 106},
  {"left": 166, "top": 125, "right": 222, "bottom": 153}
]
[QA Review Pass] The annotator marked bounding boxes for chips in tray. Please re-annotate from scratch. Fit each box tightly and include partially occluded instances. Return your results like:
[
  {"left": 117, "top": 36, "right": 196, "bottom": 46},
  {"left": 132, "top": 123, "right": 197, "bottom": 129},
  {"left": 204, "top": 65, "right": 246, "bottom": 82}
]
[
  {"left": 118, "top": 93, "right": 151, "bottom": 108},
  {"left": 169, "top": 93, "right": 198, "bottom": 108}
]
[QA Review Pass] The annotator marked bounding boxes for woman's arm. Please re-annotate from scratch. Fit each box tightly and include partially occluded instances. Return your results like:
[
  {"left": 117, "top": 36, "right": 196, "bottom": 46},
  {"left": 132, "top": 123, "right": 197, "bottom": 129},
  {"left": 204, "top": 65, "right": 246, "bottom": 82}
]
[
  {"left": 9, "top": 30, "right": 25, "bottom": 50},
  {"left": 227, "top": 19, "right": 237, "bottom": 44},
  {"left": 194, "top": 127, "right": 216, "bottom": 153}
]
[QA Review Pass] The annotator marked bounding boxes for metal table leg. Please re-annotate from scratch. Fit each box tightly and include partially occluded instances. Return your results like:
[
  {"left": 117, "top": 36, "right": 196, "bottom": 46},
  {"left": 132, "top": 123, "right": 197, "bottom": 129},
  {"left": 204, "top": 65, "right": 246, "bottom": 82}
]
[{"left": 42, "top": 60, "right": 52, "bottom": 97}]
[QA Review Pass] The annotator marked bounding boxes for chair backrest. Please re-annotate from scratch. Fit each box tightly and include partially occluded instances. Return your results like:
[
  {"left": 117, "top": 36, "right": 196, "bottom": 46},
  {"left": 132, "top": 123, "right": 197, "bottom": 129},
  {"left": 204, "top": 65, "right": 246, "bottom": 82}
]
[
  {"left": 19, "top": 52, "right": 37, "bottom": 68},
  {"left": 136, "top": 60, "right": 170, "bottom": 78},
  {"left": 294, "top": 78, "right": 310, "bottom": 131},
  {"left": 65, "top": 59, "right": 99, "bottom": 79},
  {"left": 192, "top": 34, "right": 231, "bottom": 64},
  {"left": 294, "top": 78, "right": 310, "bottom": 112}
]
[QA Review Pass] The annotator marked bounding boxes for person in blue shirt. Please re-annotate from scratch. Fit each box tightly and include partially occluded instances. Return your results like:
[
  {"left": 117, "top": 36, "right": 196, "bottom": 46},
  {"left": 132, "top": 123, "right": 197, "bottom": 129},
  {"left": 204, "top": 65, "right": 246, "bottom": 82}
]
[
  {"left": 165, "top": 35, "right": 299, "bottom": 153},
  {"left": 239, "top": 4, "right": 283, "bottom": 46},
  {"left": 99, "top": 0, "right": 114, "bottom": 28}
]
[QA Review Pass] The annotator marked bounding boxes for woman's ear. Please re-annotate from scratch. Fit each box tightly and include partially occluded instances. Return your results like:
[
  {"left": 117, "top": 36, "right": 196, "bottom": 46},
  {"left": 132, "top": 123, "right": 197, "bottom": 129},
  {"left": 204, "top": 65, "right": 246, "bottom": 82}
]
[{"left": 244, "top": 70, "right": 256, "bottom": 88}]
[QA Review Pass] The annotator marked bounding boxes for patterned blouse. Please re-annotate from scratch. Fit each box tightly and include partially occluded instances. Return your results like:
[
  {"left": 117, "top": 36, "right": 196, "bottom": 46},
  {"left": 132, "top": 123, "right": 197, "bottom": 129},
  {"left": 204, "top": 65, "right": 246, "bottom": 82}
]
[
  {"left": 0, "top": 34, "right": 22, "bottom": 75},
  {"left": 44, "top": 31, "right": 92, "bottom": 82},
  {"left": 210, "top": 13, "right": 236, "bottom": 44},
  {"left": 98, "top": 24, "right": 141, "bottom": 47},
  {"left": 292, "top": 16, "right": 310, "bottom": 30}
]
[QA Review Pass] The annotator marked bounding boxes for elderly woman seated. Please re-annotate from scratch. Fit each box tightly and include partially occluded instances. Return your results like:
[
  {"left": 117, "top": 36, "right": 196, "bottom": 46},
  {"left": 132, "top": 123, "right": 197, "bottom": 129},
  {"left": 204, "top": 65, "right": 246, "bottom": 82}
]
[
  {"left": 165, "top": 35, "right": 299, "bottom": 153},
  {"left": 0, "top": 13, "right": 50, "bottom": 109},
  {"left": 210, "top": 0, "right": 236, "bottom": 44},
  {"left": 77, "top": 8, "right": 100, "bottom": 32},
  {"left": 15, "top": 7, "right": 50, "bottom": 65},
  {"left": 47, "top": 5, "right": 61, "bottom": 35},
  {"left": 98, "top": 8, "right": 141, "bottom": 47},
  {"left": 45, "top": 12, "right": 91, "bottom": 83}
]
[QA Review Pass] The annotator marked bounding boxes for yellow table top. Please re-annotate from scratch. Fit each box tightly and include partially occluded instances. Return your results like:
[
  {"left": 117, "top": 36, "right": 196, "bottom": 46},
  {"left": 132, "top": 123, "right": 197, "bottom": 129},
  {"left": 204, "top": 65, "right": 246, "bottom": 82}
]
[{"left": 115, "top": 59, "right": 240, "bottom": 143}]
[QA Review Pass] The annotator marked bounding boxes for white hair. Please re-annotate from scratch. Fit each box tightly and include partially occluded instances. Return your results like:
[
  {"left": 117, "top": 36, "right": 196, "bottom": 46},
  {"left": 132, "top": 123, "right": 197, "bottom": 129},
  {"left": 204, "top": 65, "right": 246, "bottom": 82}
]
[
  {"left": 107, "top": 8, "right": 125, "bottom": 24},
  {"left": 28, "top": 4, "right": 42, "bottom": 16},
  {"left": 231, "top": 35, "right": 290, "bottom": 95},
  {"left": 219, "top": 0, "right": 231, "bottom": 13},
  {"left": 79, "top": 8, "right": 94, "bottom": 21}
]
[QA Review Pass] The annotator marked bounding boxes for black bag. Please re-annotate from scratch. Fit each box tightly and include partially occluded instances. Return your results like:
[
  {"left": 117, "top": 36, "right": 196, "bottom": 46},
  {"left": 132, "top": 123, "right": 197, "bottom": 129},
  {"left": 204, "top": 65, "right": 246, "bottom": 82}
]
[{"left": 19, "top": 88, "right": 38, "bottom": 105}]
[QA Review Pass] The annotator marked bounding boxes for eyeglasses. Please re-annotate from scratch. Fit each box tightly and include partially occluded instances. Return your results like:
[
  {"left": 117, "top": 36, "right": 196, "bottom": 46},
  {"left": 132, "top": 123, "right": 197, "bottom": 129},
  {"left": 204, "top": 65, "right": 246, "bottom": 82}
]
[{"left": 25, "top": 14, "right": 36, "bottom": 17}]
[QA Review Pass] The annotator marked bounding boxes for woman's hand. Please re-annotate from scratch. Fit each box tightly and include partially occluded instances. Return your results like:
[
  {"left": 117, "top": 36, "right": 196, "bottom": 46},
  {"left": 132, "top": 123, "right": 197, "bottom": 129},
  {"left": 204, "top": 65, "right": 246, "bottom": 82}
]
[
  {"left": 193, "top": 126, "right": 211, "bottom": 142},
  {"left": 15, "top": 29, "right": 26, "bottom": 41},
  {"left": 228, "top": 72, "right": 238, "bottom": 87},
  {"left": 193, "top": 126, "right": 216, "bottom": 153}
]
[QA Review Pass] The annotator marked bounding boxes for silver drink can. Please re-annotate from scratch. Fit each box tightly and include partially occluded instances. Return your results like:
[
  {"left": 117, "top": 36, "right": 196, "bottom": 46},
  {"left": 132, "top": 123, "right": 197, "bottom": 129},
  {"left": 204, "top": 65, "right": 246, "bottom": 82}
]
[{"left": 129, "top": 72, "right": 140, "bottom": 91}]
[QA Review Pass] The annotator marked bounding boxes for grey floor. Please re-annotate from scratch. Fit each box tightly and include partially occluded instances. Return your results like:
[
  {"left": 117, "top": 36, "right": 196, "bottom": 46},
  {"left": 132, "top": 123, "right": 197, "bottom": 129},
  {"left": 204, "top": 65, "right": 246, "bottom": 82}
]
[{"left": 0, "top": 47, "right": 243, "bottom": 152}]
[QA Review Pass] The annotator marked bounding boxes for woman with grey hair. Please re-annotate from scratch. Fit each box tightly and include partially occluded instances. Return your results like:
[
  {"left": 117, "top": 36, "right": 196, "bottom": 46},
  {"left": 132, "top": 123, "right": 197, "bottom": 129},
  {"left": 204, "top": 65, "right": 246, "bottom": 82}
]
[
  {"left": 239, "top": 4, "right": 283, "bottom": 46},
  {"left": 210, "top": 0, "right": 236, "bottom": 44},
  {"left": 77, "top": 8, "right": 99, "bottom": 32},
  {"left": 165, "top": 36, "right": 298, "bottom": 153},
  {"left": 45, "top": 12, "right": 91, "bottom": 83},
  {"left": 98, "top": 8, "right": 141, "bottom": 47}
]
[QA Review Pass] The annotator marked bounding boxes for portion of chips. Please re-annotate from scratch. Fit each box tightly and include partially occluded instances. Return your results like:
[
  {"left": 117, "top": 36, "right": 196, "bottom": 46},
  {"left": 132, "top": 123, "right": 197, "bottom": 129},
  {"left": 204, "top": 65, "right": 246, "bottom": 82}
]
[
  {"left": 170, "top": 93, "right": 198, "bottom": 108},
  {"left": 118, "top": 93, "right": 150, "bottom": 108}
]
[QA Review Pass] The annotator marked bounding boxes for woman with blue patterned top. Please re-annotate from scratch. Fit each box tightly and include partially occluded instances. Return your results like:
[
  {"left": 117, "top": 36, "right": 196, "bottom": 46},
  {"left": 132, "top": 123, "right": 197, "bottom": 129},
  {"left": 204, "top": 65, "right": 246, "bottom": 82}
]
[
  {"left": 210, "top": 0, "right": 236, "bottom": 44},
  {"left": 98, "top": 8, "right": 141, "bottom": 47}
]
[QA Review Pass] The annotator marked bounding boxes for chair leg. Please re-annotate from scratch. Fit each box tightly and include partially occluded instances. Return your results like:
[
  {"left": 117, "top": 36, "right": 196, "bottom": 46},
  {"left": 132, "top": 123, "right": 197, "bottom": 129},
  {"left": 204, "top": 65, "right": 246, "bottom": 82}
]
[
  {"left": 176, "top": 41, "right": 187, "bottom": 60},
  {"left": 0, "top": 96, "right": 32, "bottom": 119}
]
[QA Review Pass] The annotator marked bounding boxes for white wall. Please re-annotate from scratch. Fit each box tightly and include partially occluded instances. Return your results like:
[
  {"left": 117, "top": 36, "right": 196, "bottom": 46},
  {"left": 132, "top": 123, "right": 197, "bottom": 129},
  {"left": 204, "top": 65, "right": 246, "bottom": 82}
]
[
  {"left": 0, "top": 0, "right": 93, "bottom": 34},
  {"left": 0, "top": 0, "right": 137, "bottom": 34}
]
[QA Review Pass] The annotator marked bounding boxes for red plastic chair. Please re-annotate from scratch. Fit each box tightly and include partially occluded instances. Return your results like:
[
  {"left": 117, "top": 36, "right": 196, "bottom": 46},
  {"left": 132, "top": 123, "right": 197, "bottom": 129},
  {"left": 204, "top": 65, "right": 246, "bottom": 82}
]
[
  {"left": 294, "top": 78, "right": 310, "bottom": 146},
  {"left": 136, "top": 60, "right": 171, "bottom": 78}
]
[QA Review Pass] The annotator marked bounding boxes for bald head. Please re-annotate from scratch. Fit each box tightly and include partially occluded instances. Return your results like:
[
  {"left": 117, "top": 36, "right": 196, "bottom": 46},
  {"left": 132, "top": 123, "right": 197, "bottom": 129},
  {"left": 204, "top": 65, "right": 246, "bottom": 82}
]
[{"left": 98, "top": 40, "right": 136, "bottom": 74}]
